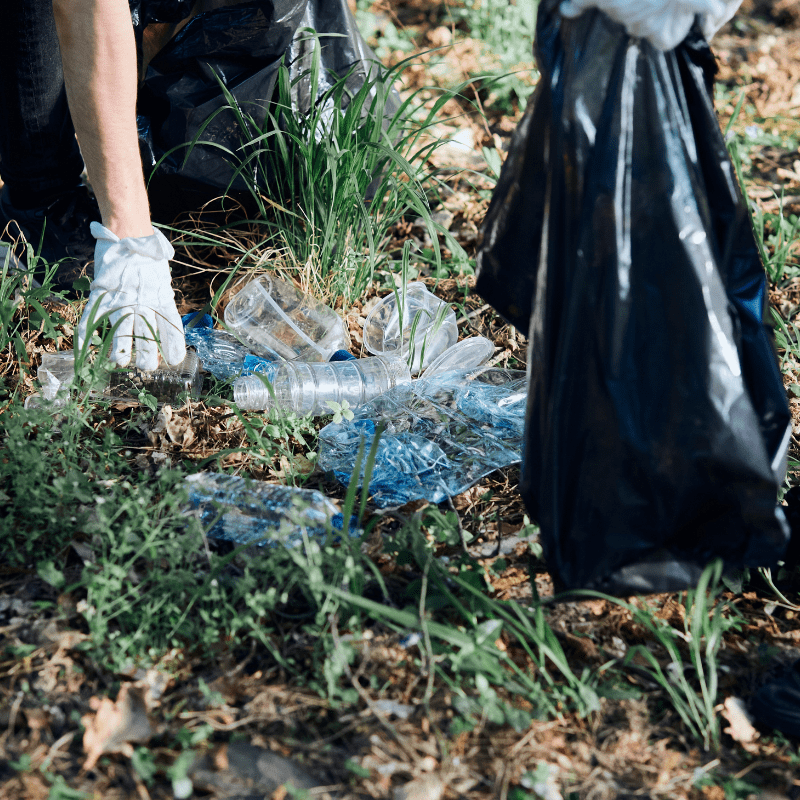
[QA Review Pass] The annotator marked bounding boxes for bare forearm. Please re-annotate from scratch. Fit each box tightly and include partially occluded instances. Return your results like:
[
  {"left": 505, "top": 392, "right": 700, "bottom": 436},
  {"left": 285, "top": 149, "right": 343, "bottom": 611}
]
[{"left": 52, "top": 0, "right": 152, "bottom": 238}]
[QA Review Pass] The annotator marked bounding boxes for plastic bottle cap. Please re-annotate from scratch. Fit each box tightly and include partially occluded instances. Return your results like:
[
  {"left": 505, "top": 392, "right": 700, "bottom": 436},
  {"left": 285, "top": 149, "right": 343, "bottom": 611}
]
[{"left": 419, "top": 336, "right": 495, "bottom": 378}]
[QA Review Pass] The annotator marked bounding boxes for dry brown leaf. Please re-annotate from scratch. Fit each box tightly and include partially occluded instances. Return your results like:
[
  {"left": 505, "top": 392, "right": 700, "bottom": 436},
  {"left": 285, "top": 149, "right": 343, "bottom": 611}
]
[
  {"left": 394, "top": 773, "right": 445, "bottom": 800},
  {"left": 721, "top": 696, "right": 759, "bottom": 745},
  {"left": 82, "top": 684, "right": 153, "bottom": 771}
]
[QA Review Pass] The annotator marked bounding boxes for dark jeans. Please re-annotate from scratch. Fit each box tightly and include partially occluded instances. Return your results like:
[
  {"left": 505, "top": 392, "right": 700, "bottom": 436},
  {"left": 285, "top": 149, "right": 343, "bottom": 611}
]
[{"left": 0, "top": 0, "right": 85, "bottom": 208}]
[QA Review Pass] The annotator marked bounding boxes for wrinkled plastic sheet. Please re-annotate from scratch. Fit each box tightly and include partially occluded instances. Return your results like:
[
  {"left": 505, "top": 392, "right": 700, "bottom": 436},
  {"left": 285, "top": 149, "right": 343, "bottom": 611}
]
[
  {"left": 132, "top": 0, "right": 394, "bottom": 216},
  {"left": 318, "top": 369, "right": 526, "bottom": 507},
  {"left": 475, "top": 1, "right": 791, "bottom": 594}
]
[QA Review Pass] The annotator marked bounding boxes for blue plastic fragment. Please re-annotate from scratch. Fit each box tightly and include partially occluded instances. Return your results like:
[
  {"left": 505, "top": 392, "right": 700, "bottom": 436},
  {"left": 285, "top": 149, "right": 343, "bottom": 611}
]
[
  {"left": 329, "top": 349, "right": 356, "bottom": 362},
  {"left": 182, "top": 312, "right": 214, "bottom": 329}
]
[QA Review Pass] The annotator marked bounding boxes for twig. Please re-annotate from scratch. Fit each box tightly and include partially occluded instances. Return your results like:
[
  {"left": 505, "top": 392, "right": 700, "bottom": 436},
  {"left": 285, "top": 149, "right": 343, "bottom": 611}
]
[
  {"left": 457, "top": 303, "right": 491, "bottom": 325},
  {"left": 41, "top": 731, "right": 76, "bottom": 771}
]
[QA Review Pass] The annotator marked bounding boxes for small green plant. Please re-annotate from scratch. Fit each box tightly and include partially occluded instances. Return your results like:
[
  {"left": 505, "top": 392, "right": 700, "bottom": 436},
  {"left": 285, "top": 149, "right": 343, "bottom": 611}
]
[
  {"left": 601, "top": 560, "right": 740, "bottom": 751},
  {"left": 325, "top": 398, "right": 354, "bottom": 423}
]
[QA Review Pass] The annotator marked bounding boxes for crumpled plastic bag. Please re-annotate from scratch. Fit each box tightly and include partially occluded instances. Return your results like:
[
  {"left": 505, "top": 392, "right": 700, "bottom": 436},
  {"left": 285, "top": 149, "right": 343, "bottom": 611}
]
[
  {"left": 131, "top": 0, "right": 394, "bottom": 218},
  {"left": 476, "top": 0, "right": 791, "bottom": 594}
]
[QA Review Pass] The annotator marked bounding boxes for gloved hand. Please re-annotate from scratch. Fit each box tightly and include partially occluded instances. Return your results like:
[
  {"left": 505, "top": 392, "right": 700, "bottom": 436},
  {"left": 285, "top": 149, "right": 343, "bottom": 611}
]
[
  {"left": 560, "top": 0, "right": 742, "bottom": 51},
  {"left": 76, "top": 221, "right": 186, "bottom": 371},
  {"left": 701, "top": 0, "right": 741, "bottom": 41}
]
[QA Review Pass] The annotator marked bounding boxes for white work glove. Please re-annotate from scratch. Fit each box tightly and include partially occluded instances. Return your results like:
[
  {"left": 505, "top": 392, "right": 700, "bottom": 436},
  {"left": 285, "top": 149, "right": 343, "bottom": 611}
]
[
  {"left": 76, "top": 222, "right": 186, "bottom": 372},
  {"left": 560, "top": 0, "right": 742, "bottom": 51}
]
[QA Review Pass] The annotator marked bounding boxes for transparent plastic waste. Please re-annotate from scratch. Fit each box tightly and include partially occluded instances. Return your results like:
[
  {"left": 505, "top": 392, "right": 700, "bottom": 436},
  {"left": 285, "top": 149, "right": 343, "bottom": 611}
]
[
  {"left": 184, "top": 325, "right": 280, "bottom": 380},
  {"left": 28, "top": 349, "right": 202, "bottom": 406},
  {"left": 184, "top": 471, "right": 352, "bottom": 547},
  {"left": 419, "top": 336, "right": 495, "bottom": 378},
  {"left": 363, "top": 282, "right": 458, "bottom": 374},
  {"left": 233, "top": 355, "right": 410, "bottom": 415},
  {"left": 224, "top": 274, "right": 349, "bottom": 362},
  {"left": 24, "top": 351, "right": 76, "bottom": 409},
  {"left": 318, "top": 367, "right": 527, "bottom": 506},
  {"left": 109, "top": 349, "right": 202, "bottom": 402}
]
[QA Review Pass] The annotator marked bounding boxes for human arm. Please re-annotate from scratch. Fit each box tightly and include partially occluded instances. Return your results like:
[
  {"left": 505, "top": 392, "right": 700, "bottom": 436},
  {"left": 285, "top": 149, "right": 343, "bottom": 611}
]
[{"left": 52, "top": 0, "right": 185, "bottom": 369}]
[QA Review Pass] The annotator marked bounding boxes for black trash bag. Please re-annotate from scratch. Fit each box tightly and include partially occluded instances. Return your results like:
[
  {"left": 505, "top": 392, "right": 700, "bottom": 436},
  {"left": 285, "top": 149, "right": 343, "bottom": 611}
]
[
  {"left": 134, "top": 0, "right": 307, "bottom": 217},
  {"left": 475, "top": 0, "right": 792, "bottom": 595},
  {"left": 133, "top": 0, "right": 393, "bottom": 219},
  {"left": 287, "top": 0, "right": 397, "bottom": 116}
]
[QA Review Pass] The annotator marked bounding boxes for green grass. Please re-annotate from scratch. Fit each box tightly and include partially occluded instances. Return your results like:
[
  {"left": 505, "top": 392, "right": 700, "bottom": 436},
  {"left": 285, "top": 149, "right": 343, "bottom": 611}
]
[{"left": 162, "top": 41, "right": 466, "bottom": 307}]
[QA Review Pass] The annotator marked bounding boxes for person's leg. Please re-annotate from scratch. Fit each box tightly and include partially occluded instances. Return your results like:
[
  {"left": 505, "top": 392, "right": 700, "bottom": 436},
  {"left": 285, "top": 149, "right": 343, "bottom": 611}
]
[
  {"left": 0, "top": 0, "right": 84, "bottom": 206},
  {"left": 0, "top": 0, "right": 98, "bottom": 288},
  {"left": 52, "top": 0, "right": 153, "bottom": 239}
]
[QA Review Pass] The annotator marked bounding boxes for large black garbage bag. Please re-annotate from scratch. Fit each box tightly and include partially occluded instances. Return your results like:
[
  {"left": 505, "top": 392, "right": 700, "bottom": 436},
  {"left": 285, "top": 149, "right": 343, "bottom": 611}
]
[
  {"left": 132, "top": 0, "right": 392, "bottom": 219},
  {"left": 475, "top": 0, "right": 792, "bottom": 594}
]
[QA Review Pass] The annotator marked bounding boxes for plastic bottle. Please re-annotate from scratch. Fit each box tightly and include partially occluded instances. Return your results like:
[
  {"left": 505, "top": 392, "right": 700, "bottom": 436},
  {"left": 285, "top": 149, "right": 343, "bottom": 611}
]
[
  {"left": 184, "top": 325, "right": 279, "bottom": 380},
  {"left": 109, "top": 349, "right": 202, "bottom": 402},
  {"left": 30, "top": 349, "right": 202, "bottom": 405},
  {"left": 363, "top": 281, "right": 458, "bottom": 374},
  {"left": 232, "top": 354, "right": 410, "bottom": 415},
  {"left": 224, "top": 274, "right": 349, "bottom": 362},
  {"left": 184, "top": 471, "right": 351, "bottom": 547}
]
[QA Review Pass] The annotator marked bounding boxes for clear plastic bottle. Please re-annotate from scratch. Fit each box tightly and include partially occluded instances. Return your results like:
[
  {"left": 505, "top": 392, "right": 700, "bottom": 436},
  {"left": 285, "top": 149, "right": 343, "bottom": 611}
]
[
  {"left": 363, "top": 281, "right": 458, "bottom": 374},
  {"left": 31, "top": 349, "right": 202, "bottom": 405},
  {"left": 224, "top": 274, "right": 349, "bottom": 362},
  {"left": 232, "top": 355, "right": 410, "bottom": 415},
  {"left": 108, "top": 349, "right": 202, "bottom": 402},
  {"left": 184, "top": 472, "right": 349, "bottom": 547}
]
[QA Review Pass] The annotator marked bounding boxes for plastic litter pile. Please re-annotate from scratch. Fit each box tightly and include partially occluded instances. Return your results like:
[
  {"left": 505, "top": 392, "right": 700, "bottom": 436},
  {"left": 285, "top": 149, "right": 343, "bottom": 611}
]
[{"left": 30, "top": 274, "right": 521, "bottom": 543}]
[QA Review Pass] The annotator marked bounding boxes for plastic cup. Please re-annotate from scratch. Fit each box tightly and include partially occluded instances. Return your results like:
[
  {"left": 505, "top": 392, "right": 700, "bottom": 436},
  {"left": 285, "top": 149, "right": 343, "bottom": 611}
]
[
  {"left": 224, "top": 274, "right": 349, "bottom": 362},
  {"left": 363, "top": 282, "right": 457, "bottom": 374}
]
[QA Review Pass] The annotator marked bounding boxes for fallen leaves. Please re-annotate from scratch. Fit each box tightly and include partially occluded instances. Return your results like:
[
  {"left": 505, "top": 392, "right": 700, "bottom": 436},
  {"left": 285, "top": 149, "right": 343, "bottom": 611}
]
[
  {"left": 82, "top": 685, "right": 153, "bottom": 771},
  {"left": 720, "top": 696, "right": 759, "bottom": 748}
]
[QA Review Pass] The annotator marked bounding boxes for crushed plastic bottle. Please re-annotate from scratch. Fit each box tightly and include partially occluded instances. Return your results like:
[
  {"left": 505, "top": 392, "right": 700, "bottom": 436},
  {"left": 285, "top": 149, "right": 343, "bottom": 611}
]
[
  {"left": 181, "top": 312, "right": 281, "bottom": 380},
  {"left": 318, "top": 367, "right": 527, "bottom": 506},
  {"left": 419, "top": 336, "right": 495, "bottom": 378},
  {"left": 224, "top": 274, "right": 349, "bottom": 362},
  {"left": 233, "top": 355, "right": 410, "bottom": 415},
  {"left": 28, "top": 348, "right": 203, "bottom": 406},
  {"left": 183, "top": 324, "right": 280, "bottom": 380},
  {"left": 363, "top": 282, "right": 458, "bottom": 374},
  {"left": 184, "top": 471, "right": 354, "bottom": 547}
]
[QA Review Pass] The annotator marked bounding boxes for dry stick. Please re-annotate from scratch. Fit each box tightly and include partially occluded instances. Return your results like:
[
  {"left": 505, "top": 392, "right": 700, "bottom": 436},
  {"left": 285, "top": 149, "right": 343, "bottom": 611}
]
[
  {"left": 41, "top": 731, "right": 76, "bottom": 771},
  {"left": 329, "top": 613, "right": 419, "bottom": 764},
  {"left": 457, "top": 302, "right": 491, "bottom": 325}
]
